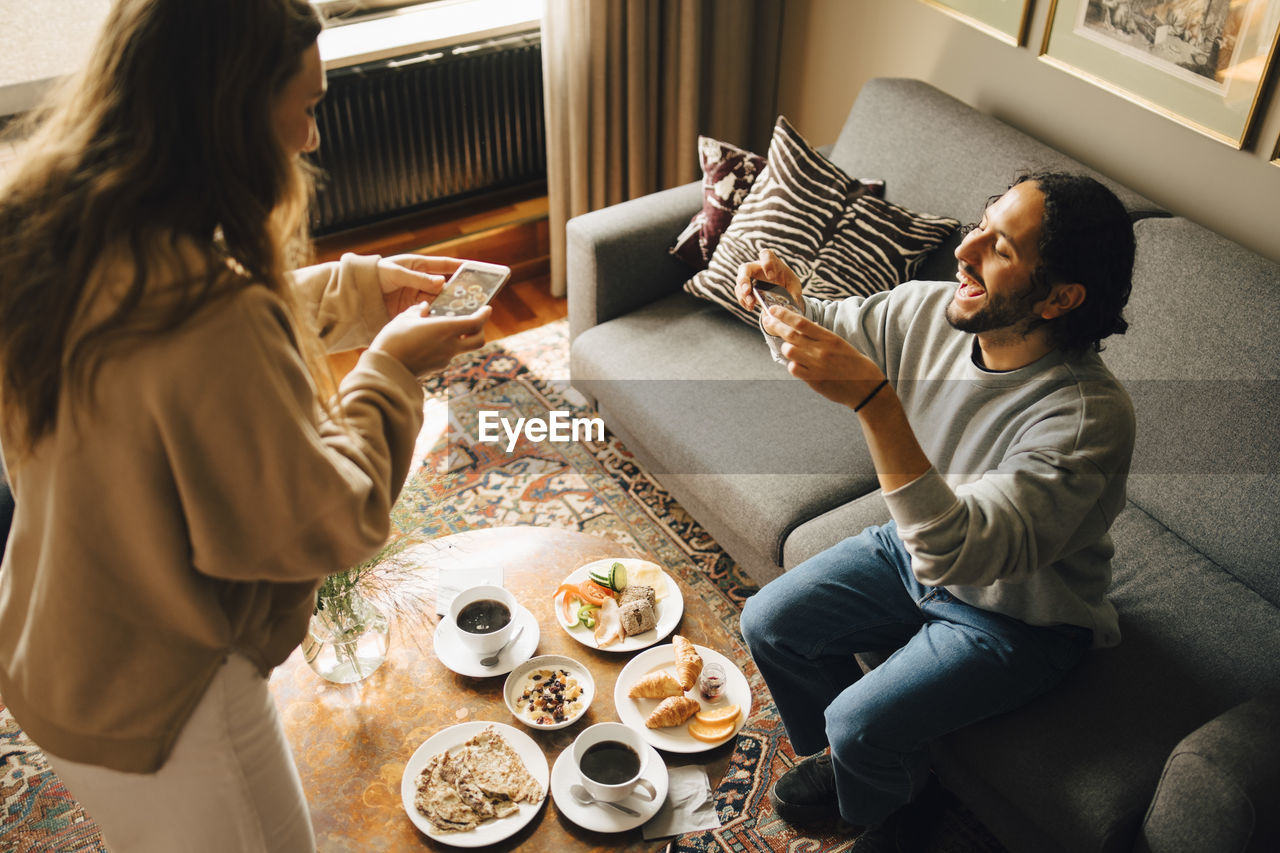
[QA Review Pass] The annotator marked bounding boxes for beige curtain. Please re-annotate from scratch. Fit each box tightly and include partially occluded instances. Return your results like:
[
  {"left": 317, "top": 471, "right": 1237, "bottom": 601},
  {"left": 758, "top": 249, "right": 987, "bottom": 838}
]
[{"left": 541, "top": 0, "right": 784, "bottom": 297}]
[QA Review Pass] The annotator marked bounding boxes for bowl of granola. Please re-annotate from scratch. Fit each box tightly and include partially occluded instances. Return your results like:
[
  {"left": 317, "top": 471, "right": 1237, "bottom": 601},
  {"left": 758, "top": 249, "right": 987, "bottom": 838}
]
[{"left": 503, "top": 654, "right": 593, "bottom": 730}]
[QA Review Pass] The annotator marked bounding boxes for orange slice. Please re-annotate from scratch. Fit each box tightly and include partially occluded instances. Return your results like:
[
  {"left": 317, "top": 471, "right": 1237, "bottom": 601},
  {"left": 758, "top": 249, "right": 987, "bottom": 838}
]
[
  {"left": 694, "top": 703, "right": 741, "bottom": 726},
  {"left": 688, "top": 717, "right": 737, "bottom": 743}
]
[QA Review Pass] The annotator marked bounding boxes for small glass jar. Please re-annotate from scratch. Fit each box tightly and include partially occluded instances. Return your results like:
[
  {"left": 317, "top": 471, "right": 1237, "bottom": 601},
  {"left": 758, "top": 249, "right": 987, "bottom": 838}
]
[{"left": 699, "top": 662, "right": 726, "bottom": 701}]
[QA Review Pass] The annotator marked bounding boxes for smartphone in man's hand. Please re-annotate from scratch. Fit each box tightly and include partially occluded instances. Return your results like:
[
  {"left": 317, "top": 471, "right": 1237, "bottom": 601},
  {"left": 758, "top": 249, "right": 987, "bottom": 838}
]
[
  {"left": 751, "top": 279, "right": 798, "bottom": 364},
  {"left": 752, "top": 279, "right": 799, "bottom": 313},
  {"left": 428, "top": 261, "right": 512, "bottom": 316}
]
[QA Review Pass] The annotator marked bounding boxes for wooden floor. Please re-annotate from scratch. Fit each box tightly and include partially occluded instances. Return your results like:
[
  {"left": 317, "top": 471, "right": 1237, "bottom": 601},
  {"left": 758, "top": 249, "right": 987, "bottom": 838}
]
[{"left": 313, "top": 189, "right": 563, "bottom": 343}]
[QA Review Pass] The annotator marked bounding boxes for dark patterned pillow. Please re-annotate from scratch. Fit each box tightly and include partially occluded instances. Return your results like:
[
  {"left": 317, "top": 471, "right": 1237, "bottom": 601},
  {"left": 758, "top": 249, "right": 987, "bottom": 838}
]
[
  {"left": 670, "top": 134, "right": 886, "bottom": 271},
  {"left": 670, "top": 137, "right": 766, "bottom": 269},
  {"left": 683, "top": 116, "right": 958, "bottom": 326}
]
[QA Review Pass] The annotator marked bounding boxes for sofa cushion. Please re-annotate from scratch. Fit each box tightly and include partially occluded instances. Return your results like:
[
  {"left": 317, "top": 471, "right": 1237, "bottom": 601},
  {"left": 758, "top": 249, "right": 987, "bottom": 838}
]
[
  {"left": 1103, "top": 217, "right": 1280, "bottom": 605},
  {"left": 932, "top": 502, "right": 1280, "bottom": 852},
  {"left": 1139, "top": 696, "right": 1280, "bottom": 853},
  {"left": 669, "top": 136, "right": 767, "bottom": 269},
  {"left": 669, "top": 134, "right": 890, "bottom": 272},
  {"left": 683, "top": 115, "right": 956, "bottom": 327},
  {"left": 782, "top": 490, "right": 890, "bottom": 571},
  {"left": 570, "top": 291, "right": 881, "bottom": 583}
]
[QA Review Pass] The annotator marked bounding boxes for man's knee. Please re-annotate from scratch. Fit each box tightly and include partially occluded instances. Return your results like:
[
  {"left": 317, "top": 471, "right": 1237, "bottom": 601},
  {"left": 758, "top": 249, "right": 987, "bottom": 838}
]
[
  {"left": 826, "top": 705, "right": 877, "bottom": 757},
  {"left": 823, "top": 680, "right": 918, "bottom": 760},
  {"left": 739, "top": 592, "right": 770, "bottom": 650},
  {"left": 740, "top": 584, "right": 795, "bottom": 651}
]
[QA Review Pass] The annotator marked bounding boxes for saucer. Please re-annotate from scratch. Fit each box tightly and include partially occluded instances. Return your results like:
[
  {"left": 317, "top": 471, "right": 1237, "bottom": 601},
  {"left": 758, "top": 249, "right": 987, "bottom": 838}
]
[
  {"left": 549, "top": 740, "right": 669, "bottom": 833},
  {"left": 433, "top": 604, "right": 540, "bottom": 677}
]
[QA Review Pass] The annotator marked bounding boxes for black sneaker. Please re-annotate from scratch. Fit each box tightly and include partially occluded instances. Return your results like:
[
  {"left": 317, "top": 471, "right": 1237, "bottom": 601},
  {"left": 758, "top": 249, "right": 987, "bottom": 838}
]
[
  {"left": 851, "top": 812, "right": 912, "bottom": 853},
  {"left": 770, "top": 752, "right": 842, "bottom": 826},
  {"left": 852, "top": 773, "right": 944, "bottom": 852}
]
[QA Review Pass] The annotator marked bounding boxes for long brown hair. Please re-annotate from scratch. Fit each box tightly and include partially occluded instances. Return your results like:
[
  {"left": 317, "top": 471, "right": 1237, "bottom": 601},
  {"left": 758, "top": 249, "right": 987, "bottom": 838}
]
[{"left": 0, "top": 0, "right": 324, "bottom": 459}]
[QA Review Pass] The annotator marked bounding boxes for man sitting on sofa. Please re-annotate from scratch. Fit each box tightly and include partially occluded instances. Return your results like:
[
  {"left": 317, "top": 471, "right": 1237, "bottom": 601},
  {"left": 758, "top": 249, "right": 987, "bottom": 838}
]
[{"left": 735, "top": 172, "right": 1136, "bottom": 842}]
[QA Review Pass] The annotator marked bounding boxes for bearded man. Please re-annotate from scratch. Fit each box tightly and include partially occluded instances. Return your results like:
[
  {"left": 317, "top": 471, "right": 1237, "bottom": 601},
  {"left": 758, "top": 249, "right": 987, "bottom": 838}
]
[{"left": 735, "top": 172, "right": 1136, "bottom": 848}]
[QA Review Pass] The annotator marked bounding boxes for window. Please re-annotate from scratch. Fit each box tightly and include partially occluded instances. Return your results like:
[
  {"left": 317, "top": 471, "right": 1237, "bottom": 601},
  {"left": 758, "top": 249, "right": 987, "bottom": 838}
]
[{"left": 312, "top": 0, "right": 451, "bottom": 27}]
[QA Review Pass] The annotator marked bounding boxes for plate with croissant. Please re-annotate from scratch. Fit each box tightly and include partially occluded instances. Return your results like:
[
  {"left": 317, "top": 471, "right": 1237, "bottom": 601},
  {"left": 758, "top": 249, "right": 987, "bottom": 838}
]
[{"left": 612, "top": 635, "right": 751, "bottom": 753}]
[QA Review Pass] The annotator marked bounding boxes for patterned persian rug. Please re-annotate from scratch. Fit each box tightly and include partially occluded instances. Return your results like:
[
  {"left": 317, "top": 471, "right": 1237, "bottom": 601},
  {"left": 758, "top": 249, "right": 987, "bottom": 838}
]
[{"left": 0, "top": 319, "right": 1007, "bottom": 853}]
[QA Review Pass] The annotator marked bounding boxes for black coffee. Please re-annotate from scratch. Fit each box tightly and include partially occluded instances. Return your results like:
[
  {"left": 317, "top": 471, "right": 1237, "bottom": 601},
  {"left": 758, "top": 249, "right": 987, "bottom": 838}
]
[
  {"left": 456, "top": 599, "right": 511, "bottom": 634},
  {"left": 580, "top": 740, "right": 641, "bottom": 785}
]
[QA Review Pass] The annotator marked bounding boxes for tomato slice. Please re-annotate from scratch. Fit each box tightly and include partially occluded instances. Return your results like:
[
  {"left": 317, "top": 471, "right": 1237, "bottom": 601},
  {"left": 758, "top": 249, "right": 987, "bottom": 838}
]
[
  {"left": 577, "top": 579, "right": 614, "bottom": 606},
  {"left": 553, "top": 580, "right": 614, "bottom": 624}
]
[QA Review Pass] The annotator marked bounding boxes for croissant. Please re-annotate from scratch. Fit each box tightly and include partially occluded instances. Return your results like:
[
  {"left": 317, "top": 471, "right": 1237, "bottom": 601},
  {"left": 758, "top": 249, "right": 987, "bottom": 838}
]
[
  {"left": 672, "top": 634, "right": 703, "bottom": 691},
  {"left": 645, "top": 695, "right": 701, "bottom": 728},
  {"left": 628, "top": 670, "right": 684, "bottom": 699}
]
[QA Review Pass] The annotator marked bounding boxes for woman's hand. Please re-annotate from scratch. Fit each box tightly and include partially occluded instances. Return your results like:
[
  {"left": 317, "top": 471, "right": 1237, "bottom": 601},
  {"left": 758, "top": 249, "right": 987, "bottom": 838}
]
[
  {"left": 376, "top": 254, "right": 463, "bottom": 317},
  {"left": 369, "top": 302, "right": 490, "bottom": 377},
  {"left": 735, "top": 248, "right": 804, "bottom": 311}
]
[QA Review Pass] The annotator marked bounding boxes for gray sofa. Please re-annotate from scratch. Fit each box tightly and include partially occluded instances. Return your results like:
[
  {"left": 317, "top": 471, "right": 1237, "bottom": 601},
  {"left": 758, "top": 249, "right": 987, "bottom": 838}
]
[{"left": 567, "top": 78, "right": 1280, "bottom": 852}]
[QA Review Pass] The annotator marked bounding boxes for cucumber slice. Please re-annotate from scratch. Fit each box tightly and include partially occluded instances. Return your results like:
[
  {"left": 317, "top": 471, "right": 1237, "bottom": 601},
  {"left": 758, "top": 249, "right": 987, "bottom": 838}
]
[
  {"left": 589, "top": 561, "right": 628, "bottom": 591},
  {"left": 577, "top": 603, "right": 600, "bottom": 628}
]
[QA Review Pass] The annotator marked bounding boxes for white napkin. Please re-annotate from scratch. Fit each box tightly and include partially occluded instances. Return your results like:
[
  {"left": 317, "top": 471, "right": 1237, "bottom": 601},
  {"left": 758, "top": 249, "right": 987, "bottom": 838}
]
[
  {"left": 435, "top": 565, "right": 504, "bottom": 616},
  {"left": 641, "top": 766, "right": 721, "bottom": 839}
]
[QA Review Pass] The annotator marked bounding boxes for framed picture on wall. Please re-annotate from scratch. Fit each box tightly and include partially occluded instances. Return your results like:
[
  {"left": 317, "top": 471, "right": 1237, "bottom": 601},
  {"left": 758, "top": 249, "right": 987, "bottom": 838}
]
[
  {"left": 918, "top": 0, "right": 1033, "bottom": 46},
  {"left": 1040, "top": 0, "right": 1280, "bottom": 147}
]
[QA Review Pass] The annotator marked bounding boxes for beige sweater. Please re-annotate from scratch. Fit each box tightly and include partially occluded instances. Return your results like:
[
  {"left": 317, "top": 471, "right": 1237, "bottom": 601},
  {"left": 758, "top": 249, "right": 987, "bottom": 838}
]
[{"left": 0, "top": 252, "right": 423, "bottom": 773}]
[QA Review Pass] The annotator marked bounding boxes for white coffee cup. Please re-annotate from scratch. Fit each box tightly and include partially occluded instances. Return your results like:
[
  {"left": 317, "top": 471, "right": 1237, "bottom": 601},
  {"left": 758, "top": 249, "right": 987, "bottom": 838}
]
[
  {"left": 571, "top": 722, "right": 658, "bottom": 803},
  {"left": 447, "top": 584, "right": 517, "bottom": 655}
]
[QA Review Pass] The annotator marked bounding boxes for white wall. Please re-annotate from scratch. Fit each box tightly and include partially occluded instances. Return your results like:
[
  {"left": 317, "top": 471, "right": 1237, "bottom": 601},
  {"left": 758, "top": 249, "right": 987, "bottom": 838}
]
[
  {"left": 0, "top": 0, "right": 110, "bottom": 117},
  {"left": 776, "top": 0, "right": 1280, "bottom": 265}
]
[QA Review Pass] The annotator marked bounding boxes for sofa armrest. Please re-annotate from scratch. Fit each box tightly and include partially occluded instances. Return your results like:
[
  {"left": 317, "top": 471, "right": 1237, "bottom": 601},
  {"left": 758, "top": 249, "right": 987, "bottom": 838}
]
[
  {"left": 1138, "top": 695, "right": 1280, "bottom": 853},
  {"left": 566, "top": 181, "right": 702, "bottom": 343}
]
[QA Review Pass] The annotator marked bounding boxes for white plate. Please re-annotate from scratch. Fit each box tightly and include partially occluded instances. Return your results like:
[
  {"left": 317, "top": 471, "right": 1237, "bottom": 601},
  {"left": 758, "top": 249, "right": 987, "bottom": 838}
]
[
  {"left": 400, "top": 721, "right": 550, "bottom": 847},
  {"left": 433, "top": 604, "right": 540, "bottom": 677},
  {"left": 503, "top": 654, "right": 594, "bottom": 730},
  {"left": 556, "top": 558, "right": 683, "bottom": 652},
  {"left": 549, "top": 739, "right": 669, "bottom": 833},
  {"left": 614, "top": 643, "right": 751, "bottom": 754}
]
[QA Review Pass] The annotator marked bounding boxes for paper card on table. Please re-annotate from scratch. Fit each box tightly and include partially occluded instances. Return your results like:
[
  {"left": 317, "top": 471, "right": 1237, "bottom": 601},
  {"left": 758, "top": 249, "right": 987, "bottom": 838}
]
[
  {"left": 436, "top": 565, "right": 505, "bottom": 616},
  {"left": 641, "top": 766, "right": 721, "bottom": 839}
]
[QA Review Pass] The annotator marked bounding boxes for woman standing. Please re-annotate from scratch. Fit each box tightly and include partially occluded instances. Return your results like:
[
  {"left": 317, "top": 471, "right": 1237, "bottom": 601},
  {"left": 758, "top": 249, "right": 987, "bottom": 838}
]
[{"left": 0, "top": 1, "right": 489, "bottom": 850}]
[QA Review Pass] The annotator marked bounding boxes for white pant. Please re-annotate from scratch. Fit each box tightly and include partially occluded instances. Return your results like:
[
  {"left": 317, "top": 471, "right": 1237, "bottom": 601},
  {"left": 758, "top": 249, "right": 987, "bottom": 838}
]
[{"left": 44, "top": 654, "right": 315, "bottom": 853}]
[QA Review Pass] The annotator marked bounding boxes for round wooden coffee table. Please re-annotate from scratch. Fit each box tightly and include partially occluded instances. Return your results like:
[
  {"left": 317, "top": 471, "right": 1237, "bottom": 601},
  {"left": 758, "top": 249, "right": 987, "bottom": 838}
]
[{"left": 270, "top": 525, "right": 736, "bottom": 852}]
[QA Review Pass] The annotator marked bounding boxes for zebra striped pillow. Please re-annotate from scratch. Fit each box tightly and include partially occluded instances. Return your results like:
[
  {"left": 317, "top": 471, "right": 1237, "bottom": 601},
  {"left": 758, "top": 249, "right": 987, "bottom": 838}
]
[{"left": 684, "top": 115, "right": 958, "bottom": 326}]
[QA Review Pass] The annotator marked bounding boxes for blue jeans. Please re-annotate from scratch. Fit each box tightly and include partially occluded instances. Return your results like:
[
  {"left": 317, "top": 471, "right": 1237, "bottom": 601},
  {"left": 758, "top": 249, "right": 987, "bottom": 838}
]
[{"left": 739, "top": 523, "right": 1090, "bottom": 826}]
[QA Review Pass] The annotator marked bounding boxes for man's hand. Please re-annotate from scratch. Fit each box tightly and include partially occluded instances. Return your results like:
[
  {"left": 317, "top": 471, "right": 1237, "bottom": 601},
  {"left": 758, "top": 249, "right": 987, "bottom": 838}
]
[
  {"left": 376, "top": 254, "right": 463, "bottom": 317},
  {"left": 735, "top": 248, "right": 804, "bottom": 311},
  {"left": 765, "top": 304, "right": 932, "bottom": 492},
  {"left": 762, "top": 305, "right": 885, "bottom": 408}
]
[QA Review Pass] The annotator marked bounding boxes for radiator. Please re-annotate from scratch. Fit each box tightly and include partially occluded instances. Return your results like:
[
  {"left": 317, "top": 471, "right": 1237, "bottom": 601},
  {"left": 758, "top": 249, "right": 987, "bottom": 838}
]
[{"left": 309, "top": 30, "right": 546, "bottom": 235}]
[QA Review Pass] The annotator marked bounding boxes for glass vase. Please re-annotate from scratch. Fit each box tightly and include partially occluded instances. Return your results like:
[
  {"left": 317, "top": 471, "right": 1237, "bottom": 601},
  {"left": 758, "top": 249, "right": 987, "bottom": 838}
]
[{"left": 302, "top": 592, "right": 390, "bottom": 684}]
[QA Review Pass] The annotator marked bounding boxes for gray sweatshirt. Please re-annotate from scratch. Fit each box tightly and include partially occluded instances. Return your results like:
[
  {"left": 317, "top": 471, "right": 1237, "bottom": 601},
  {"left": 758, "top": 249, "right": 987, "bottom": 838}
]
[{"left": 806, "top": 281, "right": 1134, "bottom": 647}]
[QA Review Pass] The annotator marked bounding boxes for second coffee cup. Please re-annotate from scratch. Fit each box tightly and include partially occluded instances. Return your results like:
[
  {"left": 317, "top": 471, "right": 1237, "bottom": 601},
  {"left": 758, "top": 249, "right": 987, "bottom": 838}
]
[{"left": 571, "top": 722, "right": 658, "bottom": 803}]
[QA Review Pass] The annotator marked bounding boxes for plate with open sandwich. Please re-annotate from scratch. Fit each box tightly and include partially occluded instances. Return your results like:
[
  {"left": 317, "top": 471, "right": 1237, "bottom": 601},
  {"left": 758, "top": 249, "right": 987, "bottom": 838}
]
[
  {"left": 400, "top": 721, "right": 549, "bottom": 847},
  {"left": 553, "top": 557, "right": 683, "bottom": 652},
  {"left": 613, "top": 636, "right": 752, "bottom": 753}
]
